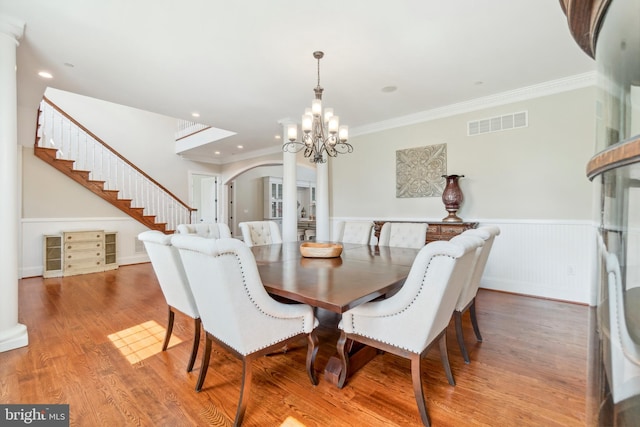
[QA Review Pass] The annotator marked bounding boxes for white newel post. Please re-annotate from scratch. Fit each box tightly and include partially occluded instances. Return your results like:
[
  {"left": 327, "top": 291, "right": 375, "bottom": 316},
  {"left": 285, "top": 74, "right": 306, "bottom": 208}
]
[
  {"left": 316, "top": 161, "right": 329, "bottom": 241},
  {"left": 0, "top": 15, "right": 28, "bottom": 352},
  {"left": 281, "top": 121, "right": 298, "bottom": 242}
]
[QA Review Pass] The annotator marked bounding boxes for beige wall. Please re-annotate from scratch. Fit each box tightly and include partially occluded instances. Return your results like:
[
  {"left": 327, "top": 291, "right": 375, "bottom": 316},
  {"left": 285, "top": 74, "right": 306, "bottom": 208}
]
[
  {"left": 234, "top": 165, "right": 283, "bottom": 225},
  {"left": 331, "top": 87, "right": 595, "bottom": 221},
  {"left": 22, "top": 146, "right": 127, "bottom": 218}
]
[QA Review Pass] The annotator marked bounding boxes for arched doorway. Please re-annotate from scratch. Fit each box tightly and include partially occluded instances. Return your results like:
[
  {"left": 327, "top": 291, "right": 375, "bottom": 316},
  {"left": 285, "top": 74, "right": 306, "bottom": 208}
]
[{"left": 221, "top": 161, "right": 315, "bottom": 238}]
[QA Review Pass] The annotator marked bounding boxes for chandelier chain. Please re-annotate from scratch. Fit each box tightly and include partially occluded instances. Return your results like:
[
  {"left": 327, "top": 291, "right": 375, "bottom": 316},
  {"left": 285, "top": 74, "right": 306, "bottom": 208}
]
[{"left": 317, "top": 55, "right": 321, "bottom": 89}]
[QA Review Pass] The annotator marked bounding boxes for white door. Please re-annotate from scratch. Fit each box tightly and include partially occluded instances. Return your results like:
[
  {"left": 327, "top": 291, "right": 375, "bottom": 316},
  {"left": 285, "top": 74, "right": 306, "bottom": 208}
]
[
  {"left": 190, "top": 173, "right": 218, "bottom": 223},
  {"left": 199, "top": 177, "right": 217, "bottom": 222}
]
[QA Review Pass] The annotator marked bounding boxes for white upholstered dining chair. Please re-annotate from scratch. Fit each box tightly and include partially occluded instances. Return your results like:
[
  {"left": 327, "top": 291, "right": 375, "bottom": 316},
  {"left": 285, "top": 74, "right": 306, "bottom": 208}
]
[
  {"left": 450, "top": 225, "right": 500, "bottom": 363},
  {"left": 176, "top": 222, "right": 231, "bottom": 239},
  {"left": 378, "top": 222, "right": 428, "bottom": 249},
  {"left": 336, "top": 236, "right": 483, "bottom": 427},
  {"left": 170, "top": 235, "right": 319, "bottom": 426},
  {"left": 238, "top": 220, "right": 283, "bottom": 247},
  {"left": 137, "top": 230, "right": 201, "bottom": 372},
  {"left": 335, "top": 220, "right": 375, "bottom": 245},
  {"left": 605, "top": 252, "right": 640, "bottom": 407}
]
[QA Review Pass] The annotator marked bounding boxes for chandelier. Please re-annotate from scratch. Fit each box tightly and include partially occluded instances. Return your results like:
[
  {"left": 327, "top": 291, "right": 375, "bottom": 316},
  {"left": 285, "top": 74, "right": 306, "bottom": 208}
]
[{"left": 283, "top": 51, "right": 352, "bottom": 163}]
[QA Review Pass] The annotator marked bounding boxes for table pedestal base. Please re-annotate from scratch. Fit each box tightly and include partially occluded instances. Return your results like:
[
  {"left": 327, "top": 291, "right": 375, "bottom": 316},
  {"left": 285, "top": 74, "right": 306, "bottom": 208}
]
[{"left": 324, "top": 341, "right": 379, "bottom": 387}]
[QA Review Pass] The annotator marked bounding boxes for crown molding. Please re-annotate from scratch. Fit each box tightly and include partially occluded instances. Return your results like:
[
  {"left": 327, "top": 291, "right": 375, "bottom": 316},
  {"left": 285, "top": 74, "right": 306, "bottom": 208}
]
[
  {"left": 0, "top": 15, "right": 25, "bottom": 44},
  {"left": 351, "top": 71, "right": 597, "bottom": 137},
  {"left": 228, "top": 72, "right": 597, "bottom": 164}
]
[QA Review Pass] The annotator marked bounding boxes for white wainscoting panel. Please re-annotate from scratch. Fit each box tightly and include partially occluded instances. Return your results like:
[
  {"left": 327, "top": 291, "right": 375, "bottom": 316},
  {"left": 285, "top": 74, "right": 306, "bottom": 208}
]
[
  {"left": 478, "top": 220, "right": 596, "bottom": 304},
  {"left": 21, "top": 217, "right": 151, "bottom": 278},
  {"left": 332, "top": 217, "right": 597, "bottom": 304}
]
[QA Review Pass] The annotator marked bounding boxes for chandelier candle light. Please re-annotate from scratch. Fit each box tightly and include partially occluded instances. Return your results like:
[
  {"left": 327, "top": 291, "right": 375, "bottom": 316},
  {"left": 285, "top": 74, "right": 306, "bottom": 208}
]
[{"left": 283, "top": 51, "right": 352, "bottom": 163}]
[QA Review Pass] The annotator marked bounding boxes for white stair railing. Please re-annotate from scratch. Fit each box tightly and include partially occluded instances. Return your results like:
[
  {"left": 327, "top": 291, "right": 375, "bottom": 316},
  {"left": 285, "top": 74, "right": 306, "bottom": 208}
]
[
  {"left": 175, "top": 119, "right": 210, "bottom": 140},
  {"left": 36, "top": 97, "right": 195, "bottom": 230}
]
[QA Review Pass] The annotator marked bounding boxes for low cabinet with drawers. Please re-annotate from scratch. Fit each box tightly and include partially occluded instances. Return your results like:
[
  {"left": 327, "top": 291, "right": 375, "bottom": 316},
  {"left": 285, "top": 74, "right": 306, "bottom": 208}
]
[
  {"left": 43, "top": 230, "right": 118, "bottom": 278},
  {"left": 373, "top": 221, "right": 478, "bottom": 245}
]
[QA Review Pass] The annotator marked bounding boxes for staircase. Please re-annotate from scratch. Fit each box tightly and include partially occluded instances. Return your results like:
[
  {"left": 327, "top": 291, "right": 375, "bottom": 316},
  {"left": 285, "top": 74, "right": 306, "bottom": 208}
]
[{"left": 34, "top": 97, "right": 195, "bottom": 233}]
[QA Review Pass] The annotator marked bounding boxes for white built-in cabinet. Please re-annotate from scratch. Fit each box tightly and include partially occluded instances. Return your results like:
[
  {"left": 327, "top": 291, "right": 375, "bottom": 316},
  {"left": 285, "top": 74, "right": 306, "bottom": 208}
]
[
  {"left": 43, "top": 230, "right": 118, "bottom": 278},
  {"left": 264, "top": 177, "right": 283, "bottom": 220},
  {"left": 263, "top": 177, "right": 316, "bottom": 221}
]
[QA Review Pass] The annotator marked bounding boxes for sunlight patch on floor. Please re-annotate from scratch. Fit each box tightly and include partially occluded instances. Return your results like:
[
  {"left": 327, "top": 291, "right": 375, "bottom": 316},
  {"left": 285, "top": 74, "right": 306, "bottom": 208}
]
[
  {"left": 280, "top": 416, "right": 307, "bottom": 427},
  {"left": 107, "top": 320, "right": 182, "bottom": 364}
]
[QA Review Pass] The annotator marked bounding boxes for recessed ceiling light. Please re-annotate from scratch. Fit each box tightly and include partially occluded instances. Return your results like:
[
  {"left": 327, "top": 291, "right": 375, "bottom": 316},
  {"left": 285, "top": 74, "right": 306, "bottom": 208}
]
[
  {"left": 214, "top": 151, "right": 221, "bottom": 155},
  {"left": 237, "top": 145, "right": 244, "bottom": 149},
  {"left": 381, "top": 86, "right": 397, "bottom": 93},
  {"left": 191, "top": 112, "right": 200, "bottom": 118},
  {"left": 38, "top": 71, "right": 53, "bottom": 79},
  {"left": 275, "top": 135, "right": 281, "bottom": 140}
]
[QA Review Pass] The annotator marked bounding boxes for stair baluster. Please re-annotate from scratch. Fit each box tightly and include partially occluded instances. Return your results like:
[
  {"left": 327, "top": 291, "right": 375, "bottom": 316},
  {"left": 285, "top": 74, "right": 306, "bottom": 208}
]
[{"left": 34, "top": 97, "right": 195, "bottom": 233}]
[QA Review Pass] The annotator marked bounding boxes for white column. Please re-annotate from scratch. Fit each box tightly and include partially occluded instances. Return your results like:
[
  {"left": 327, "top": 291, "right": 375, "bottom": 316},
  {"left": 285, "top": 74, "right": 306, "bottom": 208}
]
[
  {"left": 280, "top": 120, "right": 298, "bottom": 242},
  {"left": 0, "top": 15, "right": 28, "bottom": 352},
  {"left": 316, "top": 160, "right": 330, "bottom": 241}
]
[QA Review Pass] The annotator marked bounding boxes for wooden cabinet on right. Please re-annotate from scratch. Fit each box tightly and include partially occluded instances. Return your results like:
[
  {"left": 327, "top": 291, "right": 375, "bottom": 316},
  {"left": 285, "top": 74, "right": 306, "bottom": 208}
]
[
  {"left": 425, "top": 222, "right": 478, "bottom": 243},
  {"left": 373, "top": 221, "right": 478, "bottom": 244}
]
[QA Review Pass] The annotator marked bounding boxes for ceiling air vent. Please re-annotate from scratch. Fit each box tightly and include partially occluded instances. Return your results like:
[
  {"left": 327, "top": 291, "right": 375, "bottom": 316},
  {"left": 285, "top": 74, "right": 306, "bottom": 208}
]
[{"left": 467, "top": 111, "right": 528, "bottom": 136}]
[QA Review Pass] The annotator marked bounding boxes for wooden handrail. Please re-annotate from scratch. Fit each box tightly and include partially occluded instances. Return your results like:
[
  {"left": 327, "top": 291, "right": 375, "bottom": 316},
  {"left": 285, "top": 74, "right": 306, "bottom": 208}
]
[
  {"left": 558, "top": 0, "right": 612, "bottom": 58},
  {"left": 586, "top": 135, "right": 640, "bottom": 180},
  {"left": 175, "top": 125, "right": 212, "bottom": 141},
  {"left": 38, "top": 96, "right": 195, "bottom": 213}
]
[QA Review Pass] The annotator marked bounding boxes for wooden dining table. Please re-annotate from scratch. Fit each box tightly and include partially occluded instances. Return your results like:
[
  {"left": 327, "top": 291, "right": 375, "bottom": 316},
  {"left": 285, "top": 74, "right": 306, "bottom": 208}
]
[{"left": 250, "top": 241, "right": 421, "bottom": 386}]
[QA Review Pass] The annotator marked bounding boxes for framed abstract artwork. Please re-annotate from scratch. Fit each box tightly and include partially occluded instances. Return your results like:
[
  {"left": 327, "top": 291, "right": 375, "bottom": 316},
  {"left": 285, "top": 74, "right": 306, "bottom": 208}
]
[{"left": 396, "top": 143, "right": 447, "bottom": 198}]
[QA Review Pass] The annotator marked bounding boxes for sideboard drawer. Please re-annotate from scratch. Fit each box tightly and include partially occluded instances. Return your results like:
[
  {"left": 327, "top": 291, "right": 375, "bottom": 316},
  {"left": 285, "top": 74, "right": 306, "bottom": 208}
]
[
  {"left": 440, "top": 225, "right": 465, "bottom": 236},
  {"left": 64, "top": 230, "right": 104, "bottom": 242},
  {"left": 65, "top": 250, "right": 104, "bottom": 262},
  {"left": 427, "top": 225, "right": 439, "bottom": 235},
  {"left": 373, "top": 221, "right": 478, "bottom": 244},
  {"left": 65, "top": 241, "right": 103, "bottom": 251},
  {"left": 65, "top": 261, "right": 105, "bottom": 276}
]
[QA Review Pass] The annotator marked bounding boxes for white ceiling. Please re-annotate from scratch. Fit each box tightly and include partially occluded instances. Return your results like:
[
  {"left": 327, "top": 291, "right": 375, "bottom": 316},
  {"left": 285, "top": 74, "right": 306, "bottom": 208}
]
[{"left": 2, "top": 0, "right": 595, "bottom": 163}]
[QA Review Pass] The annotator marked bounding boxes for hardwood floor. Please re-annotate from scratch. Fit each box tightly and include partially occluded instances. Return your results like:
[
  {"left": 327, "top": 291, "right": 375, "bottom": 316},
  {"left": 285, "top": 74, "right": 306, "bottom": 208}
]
[{"left": 1, "top": 263, "right": 588, "bottom": 426}]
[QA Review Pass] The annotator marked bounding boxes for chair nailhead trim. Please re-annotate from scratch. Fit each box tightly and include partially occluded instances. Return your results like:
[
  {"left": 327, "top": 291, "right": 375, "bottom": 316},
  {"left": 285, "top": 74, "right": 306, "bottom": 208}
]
[
  {"left": 350, "top": 254, "right": 455, "bottom": 350},
  {"left": 212, "top": 250, "right": 309, "bottom": 354}
]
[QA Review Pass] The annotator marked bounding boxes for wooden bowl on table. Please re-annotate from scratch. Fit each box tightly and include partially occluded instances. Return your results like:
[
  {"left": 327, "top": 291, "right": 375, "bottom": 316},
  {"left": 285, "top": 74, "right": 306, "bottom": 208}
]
[{"left": 300, "top": 242, "right": 343, "bottom": 258}]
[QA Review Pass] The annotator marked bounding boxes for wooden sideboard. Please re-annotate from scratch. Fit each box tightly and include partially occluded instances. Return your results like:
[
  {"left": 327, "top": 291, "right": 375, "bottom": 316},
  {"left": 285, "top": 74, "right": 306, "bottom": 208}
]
[{"left": 373, "top": 221, "right": 478, "bottom": 244}]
